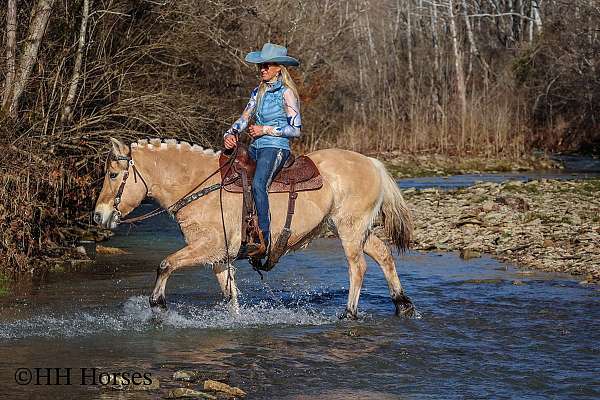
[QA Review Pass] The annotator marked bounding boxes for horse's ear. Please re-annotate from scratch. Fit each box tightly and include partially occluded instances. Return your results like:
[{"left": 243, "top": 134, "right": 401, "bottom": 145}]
[{"left": 110, "top": 137, "right": 129, "bottom": 157}]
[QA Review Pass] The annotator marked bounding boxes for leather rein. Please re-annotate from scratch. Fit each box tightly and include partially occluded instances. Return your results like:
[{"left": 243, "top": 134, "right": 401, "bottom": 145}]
[{"left": 109, "top": 146, "right": 237, "bottom": 224}]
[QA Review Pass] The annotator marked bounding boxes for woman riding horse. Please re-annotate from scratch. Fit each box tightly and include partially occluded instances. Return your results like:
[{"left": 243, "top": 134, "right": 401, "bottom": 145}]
[{"left": 223, "top": 43, "right": 302, "bottom": 259}]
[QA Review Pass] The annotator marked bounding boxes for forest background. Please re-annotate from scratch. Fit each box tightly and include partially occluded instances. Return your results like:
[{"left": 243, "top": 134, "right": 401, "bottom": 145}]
[{"left": 0, "top": 0, "right": 598, "bottom": 274}]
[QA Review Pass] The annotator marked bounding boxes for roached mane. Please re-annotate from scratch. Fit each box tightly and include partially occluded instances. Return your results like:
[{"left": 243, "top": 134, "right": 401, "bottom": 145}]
[{"left": 130, "top": 138, "right": 221, "bottom": 156}]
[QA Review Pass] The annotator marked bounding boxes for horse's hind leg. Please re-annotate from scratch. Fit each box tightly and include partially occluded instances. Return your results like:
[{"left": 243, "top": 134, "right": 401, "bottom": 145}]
[
  {"left": 338, "top": 236, "right": 368, "bottom": 320},
  {"left": 363, "top": 234, "right": 415, "bottom": 317}
]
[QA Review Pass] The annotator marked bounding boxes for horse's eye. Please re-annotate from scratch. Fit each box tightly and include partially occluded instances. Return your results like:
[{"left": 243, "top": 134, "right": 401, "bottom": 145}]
[{"left": 109, "top": 172, "right": 118, "bottom": 180}]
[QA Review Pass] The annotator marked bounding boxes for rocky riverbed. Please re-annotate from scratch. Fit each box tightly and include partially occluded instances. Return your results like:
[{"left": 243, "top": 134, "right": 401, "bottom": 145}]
[{"left": 404, "top": 178, "right": 600, "bottom": 283}]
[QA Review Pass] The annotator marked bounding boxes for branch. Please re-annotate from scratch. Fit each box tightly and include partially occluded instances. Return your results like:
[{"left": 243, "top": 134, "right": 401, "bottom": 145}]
[{"left": 467, "top": 12, "right": 535, "bottom": 22}]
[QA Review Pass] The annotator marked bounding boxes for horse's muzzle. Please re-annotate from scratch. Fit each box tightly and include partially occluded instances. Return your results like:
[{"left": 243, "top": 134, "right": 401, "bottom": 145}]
[
  {"left": 93, "top": 206, "right": 120, "bottom": 229},
  {"left": 93, "top": 211, "right": 103, "bottom": 225}
]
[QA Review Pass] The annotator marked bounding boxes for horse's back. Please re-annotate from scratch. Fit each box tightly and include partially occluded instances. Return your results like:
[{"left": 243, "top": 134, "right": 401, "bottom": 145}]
[{"left": 307, "top": 148, "right": 383, "bottom": 202}]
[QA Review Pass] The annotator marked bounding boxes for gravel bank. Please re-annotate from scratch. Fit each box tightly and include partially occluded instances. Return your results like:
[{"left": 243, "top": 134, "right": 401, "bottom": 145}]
[{"left": 404, "top": 178, "right": 600, "bottom": 283}]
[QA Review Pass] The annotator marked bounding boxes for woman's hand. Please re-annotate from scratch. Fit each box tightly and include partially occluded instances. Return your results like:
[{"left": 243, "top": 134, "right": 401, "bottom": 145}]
[
  {"left": 224, "top": 134, "right": 238, "bottom": 149},
  {"left": 248, "top": 125, "right": 266, "bottom": 138}
]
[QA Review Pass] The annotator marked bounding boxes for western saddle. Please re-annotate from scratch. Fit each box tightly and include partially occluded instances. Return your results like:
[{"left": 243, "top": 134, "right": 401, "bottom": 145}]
[{"left": 219, "top": 144, "right": 323, "bottom": 271}]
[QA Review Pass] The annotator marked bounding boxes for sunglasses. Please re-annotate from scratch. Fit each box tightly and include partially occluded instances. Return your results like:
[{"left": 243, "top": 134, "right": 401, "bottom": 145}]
[{"left": 259, "top": 63, "right": 278, "bottom": 70}]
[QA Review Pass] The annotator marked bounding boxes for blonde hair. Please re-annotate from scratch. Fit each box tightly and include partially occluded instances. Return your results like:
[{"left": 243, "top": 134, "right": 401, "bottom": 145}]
[{"left": 256, "top": 65, "right": 299, "bottom": 114}]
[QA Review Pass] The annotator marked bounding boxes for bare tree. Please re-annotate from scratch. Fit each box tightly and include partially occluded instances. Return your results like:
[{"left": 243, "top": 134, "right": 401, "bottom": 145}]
[
  {"left": 61, "top": 0, "right": 90, "bottom": 124},
  {"left": 447, "top": 0, "right": 467, "bottom": 146},
  {"left": 2, "top": 0, "right": 18, "bottom": 117},
  {"left": 2, "top": 0, "right": 56, "bottom": 119}
]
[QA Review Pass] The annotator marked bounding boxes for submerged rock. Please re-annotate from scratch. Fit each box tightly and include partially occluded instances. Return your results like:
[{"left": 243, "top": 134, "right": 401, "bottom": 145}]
[
  {"left": 167, "top": 387, "right": 217, "bottom": 399},
  {"left": 460, "top": 248, "right": 482, "bottom": 260},
  {"left": 96, "top": 245, "right": 128, "bottom": 255},
  {"left": 173, "top": 370, "right": 200, "bottom": 382},
  {"left": 203, "top": 380, "right": 246, "bottom": 398}
]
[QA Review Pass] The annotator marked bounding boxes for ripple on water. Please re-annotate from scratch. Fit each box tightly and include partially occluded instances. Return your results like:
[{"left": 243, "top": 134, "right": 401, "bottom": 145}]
[{"left": 0, "top": 296, "right": 336, "bottom": 340}]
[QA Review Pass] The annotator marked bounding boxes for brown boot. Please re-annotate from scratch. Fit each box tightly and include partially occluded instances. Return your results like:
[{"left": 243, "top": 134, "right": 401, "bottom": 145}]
[{"left": 247, "top": 229, "right": 267, "bottom": 259}]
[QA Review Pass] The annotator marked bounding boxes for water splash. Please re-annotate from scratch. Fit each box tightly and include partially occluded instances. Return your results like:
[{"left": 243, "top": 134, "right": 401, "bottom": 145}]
[{"left": 0, "top": 296, "right": 336, "bottom": 340}]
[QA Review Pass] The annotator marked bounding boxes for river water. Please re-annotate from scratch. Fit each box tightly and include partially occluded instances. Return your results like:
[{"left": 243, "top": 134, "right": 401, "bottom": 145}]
[{"left": 0, "top": 165, "right": 599, "bottom": 399}]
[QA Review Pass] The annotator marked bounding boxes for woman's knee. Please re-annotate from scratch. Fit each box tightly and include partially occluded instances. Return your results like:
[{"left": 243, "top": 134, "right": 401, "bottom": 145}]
[{"left": 252, "top": 173, "right": 269, "bottom": 191}]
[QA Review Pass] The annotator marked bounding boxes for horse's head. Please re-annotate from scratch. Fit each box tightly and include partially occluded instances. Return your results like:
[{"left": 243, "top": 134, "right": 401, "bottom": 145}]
[{"left": 93, "top": 138, "right": 148, "bottom": 229}]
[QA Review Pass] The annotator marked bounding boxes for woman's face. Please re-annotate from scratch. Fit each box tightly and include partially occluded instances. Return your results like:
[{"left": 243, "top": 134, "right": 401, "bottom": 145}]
[{"left": 259, "top": 63, "right": 281, "bottom": 82}]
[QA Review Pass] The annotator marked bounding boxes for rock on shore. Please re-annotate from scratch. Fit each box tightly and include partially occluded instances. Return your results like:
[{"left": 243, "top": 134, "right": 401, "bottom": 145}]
[{"left": 404, "top": 178, "right": 600, "bottom": 282}]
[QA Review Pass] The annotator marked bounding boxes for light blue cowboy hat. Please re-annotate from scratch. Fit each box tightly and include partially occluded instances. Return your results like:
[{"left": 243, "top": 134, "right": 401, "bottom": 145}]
[{"left": 245, "top": 43, "right": 299, "bottom": 66}]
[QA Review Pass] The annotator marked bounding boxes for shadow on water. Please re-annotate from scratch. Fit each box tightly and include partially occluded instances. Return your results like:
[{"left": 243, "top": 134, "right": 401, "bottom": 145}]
[{"left": 1, "top": 166, "right": 599, "bottom": 399}]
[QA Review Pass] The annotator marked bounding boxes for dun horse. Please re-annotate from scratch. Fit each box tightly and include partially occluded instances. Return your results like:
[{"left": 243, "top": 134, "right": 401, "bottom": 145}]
[{"left": 94, "top": 138, "right": 415, "bottom": 318}]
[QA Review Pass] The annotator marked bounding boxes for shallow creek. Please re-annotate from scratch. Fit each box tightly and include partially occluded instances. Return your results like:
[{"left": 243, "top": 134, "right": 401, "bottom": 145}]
[{"left": 0, "top": 161, "right": 599, "bottom": 399}]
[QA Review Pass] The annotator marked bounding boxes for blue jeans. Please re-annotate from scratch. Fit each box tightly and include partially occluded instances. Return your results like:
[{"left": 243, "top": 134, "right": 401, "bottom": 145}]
[{"left": 248, "top": 146, "right": 290, "bottom": 244}]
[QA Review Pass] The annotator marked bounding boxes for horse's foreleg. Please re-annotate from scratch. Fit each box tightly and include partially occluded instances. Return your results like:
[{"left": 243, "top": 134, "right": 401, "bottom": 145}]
[
  {"left": 212, "top": 262, "right": 238, "bottom": 308},
  {"left": 364, "top": 234, "right": 415, "bottom": 317},
  {"left": 149, "top": 242, "right": 220, "bottom": 311}
]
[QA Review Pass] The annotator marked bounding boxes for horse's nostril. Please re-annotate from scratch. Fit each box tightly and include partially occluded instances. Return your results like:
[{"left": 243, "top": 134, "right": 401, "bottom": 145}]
[{"left": 93, "top": 212, "right": 102, "bottom": 225}]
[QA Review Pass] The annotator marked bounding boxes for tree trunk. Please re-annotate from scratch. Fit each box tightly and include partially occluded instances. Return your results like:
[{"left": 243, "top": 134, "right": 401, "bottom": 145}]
[
  {"left": 405, "top": 0, "right": 416, "bottom": 124},
  {"left": 3, "top": 0, "right": 56, "bottom": 118},
  {"left": 2, "top": 0, "right": 18, "bottom": 117},
  {"left": 61, "top": 0, "right": 90, "bottom": 125},
  {"left": 430, "top": 1, "right": 443, "bottom": 123},
  {"left": 533, "top": 0, "right": 543, "bottom": 35},
  {"left": 462, "top": 0, "right": 491, "bottom": 91},
  {"left": 448, "top": 0, "right": 468, "bottom": 149}
]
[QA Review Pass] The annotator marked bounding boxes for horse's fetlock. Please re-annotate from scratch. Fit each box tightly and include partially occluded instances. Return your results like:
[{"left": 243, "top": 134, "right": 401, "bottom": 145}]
[
  {"left": 339, "top": 308, "right": 358, "bottom": 320},
  {"left": 393, "top": 292, "right": 415, "bottom": 317}
]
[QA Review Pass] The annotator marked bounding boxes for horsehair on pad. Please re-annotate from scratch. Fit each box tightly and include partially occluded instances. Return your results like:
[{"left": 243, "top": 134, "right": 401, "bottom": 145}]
[
  {"left": 149, "top": 138, "right": 161, "bottom": 147},
  {"left": 165, "top": 138, "right": 178, "bottom": 148},
  {"left": 192, "top": 144, "right": 204, "bottom": 152},
  {"left": 137, "top": 139, "right": 148, "bottom": 147},
  {"left": 179, "top": 141, "right": 191, "bottom": 150}
]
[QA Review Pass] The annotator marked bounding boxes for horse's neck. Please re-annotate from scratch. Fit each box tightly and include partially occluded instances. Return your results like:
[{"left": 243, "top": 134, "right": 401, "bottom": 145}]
[{"left": 134, "top": 148, "right": 219, "bottom": 208}]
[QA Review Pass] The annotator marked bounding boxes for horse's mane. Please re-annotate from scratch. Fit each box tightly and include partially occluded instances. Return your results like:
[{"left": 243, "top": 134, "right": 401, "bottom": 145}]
[{"left": 130, "top": 138, "right": 221, "bottom": 156}]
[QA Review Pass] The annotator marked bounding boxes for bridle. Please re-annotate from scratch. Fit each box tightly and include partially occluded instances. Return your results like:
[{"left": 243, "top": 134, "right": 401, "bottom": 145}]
[
  {"left": 106, "top": 142, "right": 239, "bottom": 224},
  {"left": 110, "top": 154, "right": 149, "bottom": 222}
]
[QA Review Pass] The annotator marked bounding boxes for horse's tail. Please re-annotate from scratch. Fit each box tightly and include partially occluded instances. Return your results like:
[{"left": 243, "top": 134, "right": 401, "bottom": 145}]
[{"left": 369, "top": 157, "right": 413, "bottom": 253}]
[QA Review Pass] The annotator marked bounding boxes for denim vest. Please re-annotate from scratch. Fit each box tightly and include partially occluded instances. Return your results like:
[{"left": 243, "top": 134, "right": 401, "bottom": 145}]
[{"left": 252, "top": 79, "right": 290, "bottom": 150}]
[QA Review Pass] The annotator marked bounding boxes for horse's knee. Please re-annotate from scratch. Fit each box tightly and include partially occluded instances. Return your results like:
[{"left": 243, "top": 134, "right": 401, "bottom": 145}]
[{"left": 158, "top": 258, "right": 172, "bottom": 274}]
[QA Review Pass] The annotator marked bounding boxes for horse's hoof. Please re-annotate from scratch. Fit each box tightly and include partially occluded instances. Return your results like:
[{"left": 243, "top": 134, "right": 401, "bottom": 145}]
[
  {"left": 394, "top": 293, "right": 416, "bottom": 318},
  {"left": 339, "top": 309, "right": 358, "bottom": 320},
  {"left": 149, "top": 295, "right": 167, "bottom": 312}
]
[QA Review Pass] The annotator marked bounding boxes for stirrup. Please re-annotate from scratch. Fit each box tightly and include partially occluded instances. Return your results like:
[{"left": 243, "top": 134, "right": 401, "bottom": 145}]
[{"left": 247, "top": 230, "right": 267, "bottom": 259}]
